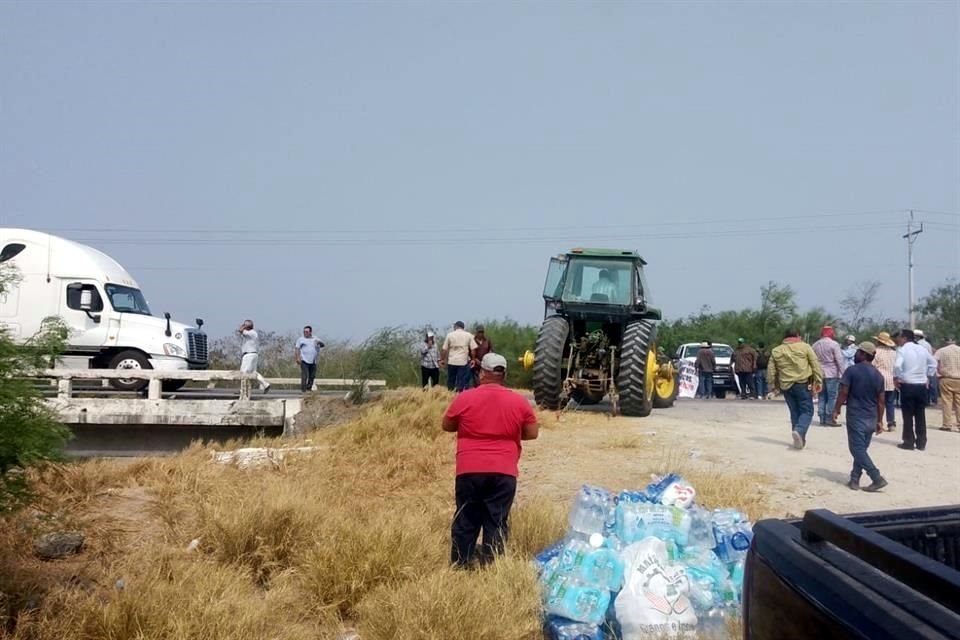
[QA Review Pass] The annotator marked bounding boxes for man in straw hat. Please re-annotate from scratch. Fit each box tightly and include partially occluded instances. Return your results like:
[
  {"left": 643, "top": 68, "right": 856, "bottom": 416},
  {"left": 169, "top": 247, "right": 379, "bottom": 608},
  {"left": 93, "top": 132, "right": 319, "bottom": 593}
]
[
  {"left": 832, "top": 341, "right": 888, "bottom": 492},
  {"left": 443, "top": 353, "right": 539, "bottom": 568},
  {"left": 871, "top": 331, "right": 898, "bottom": 431}
]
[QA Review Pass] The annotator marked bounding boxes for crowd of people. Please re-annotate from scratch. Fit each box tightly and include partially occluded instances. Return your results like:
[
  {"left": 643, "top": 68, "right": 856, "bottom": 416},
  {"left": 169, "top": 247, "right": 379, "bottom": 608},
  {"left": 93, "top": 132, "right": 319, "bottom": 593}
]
[
  {"left": 764, "top": 326, "right": 958, "bottom": 492},
  {"left": 419, "top": 322, "right": 494, "bottom": 392}
]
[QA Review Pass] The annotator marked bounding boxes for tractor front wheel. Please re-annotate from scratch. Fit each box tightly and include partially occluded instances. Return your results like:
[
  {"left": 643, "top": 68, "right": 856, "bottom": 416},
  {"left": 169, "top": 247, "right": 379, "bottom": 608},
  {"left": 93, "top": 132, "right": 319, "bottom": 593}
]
[
  {"left": 652, "top": 362, "right": 679, "bottom": 409},
  {"left": 617, "top": 320, "right": 657, "bottom": 417},
  {"left": 532, "top": 316, "right": 569, "bottom": 410}
]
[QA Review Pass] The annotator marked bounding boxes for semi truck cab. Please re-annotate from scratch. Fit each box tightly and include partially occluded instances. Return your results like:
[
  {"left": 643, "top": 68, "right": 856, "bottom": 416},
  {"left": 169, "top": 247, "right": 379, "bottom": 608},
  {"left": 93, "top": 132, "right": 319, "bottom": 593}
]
[{"left": 0, "top": 228, "right": 207, "bottom": 390}]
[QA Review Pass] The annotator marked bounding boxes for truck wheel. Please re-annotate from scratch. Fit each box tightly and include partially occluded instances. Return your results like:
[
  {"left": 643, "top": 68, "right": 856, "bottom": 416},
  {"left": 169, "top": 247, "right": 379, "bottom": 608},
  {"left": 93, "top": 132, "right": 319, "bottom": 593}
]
[
  {"left": 617, "top": 320, "right": 656, "bottom": 417},
  {"left": 108, "top": 350, "right": 151, "bottom": 392},
  {"left": 162, "top": 380, "right": 187, "bottom": 392},
  {"left": 652, "top": 363, "right": 679, "bottom": 409},
  {"left": 714, "top": 388, "right": 727, "bottom": 399},
  {"left": 532, "top": 316, "right": 569, "bottom": 410}
]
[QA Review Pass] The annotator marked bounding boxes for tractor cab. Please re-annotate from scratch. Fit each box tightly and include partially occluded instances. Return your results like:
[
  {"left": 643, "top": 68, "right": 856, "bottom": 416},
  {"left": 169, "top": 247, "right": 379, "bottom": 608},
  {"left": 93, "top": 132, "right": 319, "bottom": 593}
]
[{"left": 542, "top": 249, "right": 660, "bottom": 322}]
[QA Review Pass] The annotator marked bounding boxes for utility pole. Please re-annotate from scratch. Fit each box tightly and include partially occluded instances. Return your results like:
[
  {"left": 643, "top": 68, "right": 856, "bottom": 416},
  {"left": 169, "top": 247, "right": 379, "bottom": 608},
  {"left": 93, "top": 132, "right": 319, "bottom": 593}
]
[{"left": 903, "top": 210, "right": 923, "bottom": 328}]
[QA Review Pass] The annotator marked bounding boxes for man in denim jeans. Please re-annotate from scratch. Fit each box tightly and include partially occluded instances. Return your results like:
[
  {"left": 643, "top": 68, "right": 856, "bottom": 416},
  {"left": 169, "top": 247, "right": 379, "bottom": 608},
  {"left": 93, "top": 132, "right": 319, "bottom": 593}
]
[
  {"left": 832, "top": 342, "right": 888, "bottom": 492},
  {"left": 769, "top": 328, "right": 824, "bottom": 450},
  {"left": 695, "top": 342, "right": 716, "bottom": 399},
  {"left": 812, "top": 326, "right": 845, "bottom": 427},
  {"left": 755, "top": 342, "right": 770, "bottom": 399}
]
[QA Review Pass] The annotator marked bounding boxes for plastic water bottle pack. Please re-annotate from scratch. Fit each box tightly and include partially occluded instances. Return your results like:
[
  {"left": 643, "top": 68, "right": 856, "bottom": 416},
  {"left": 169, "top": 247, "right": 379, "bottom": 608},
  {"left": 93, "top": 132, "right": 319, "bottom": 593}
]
[{"left": 536, "top": 473, "right": 755, "bottom": 640}]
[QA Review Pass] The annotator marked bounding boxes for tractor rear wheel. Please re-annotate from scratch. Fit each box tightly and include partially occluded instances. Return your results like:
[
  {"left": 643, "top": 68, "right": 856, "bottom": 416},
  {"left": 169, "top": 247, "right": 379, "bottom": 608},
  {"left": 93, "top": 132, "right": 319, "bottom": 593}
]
[
  {"left": 532, "top": 316, "right": 569, "bottom": 410},
  {"left": 617, "top": 320, "right": 657, "bottom": 417}
]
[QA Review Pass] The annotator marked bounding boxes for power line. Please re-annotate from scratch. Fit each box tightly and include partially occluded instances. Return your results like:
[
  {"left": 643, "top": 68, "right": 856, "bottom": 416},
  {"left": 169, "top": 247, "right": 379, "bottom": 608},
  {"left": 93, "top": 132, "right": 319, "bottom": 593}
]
[
  {"left": 71, "top": 222, "right": 905, "bottom": 248},
  {"left": 35, "top": 208, "right": 905, "bottom": 236}
]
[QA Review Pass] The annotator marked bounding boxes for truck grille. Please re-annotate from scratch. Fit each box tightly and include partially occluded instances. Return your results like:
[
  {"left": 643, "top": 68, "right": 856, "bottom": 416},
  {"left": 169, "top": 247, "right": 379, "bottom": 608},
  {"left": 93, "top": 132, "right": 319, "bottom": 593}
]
[{"left": 187, "top": 331, "right": 208, "bottom": 363}]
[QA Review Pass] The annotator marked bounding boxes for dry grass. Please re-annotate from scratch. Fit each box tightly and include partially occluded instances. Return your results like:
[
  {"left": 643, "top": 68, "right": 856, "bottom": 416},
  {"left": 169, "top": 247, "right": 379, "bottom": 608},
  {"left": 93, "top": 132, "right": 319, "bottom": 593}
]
[
  {"left": 599, "top": 434, "right": 643, "bottom": 449},
  {"left": 0, "top": 388, "right": 768, "bottom": 639}
]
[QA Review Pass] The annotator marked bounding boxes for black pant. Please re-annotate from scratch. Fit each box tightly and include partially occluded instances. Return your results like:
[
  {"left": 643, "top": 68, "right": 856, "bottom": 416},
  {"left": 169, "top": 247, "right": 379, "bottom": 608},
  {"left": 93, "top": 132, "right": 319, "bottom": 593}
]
[
  {"left": 451, "top": 473, "right": 516, "bottom": 568},
  {"left": 900, "top": 383, "right": 928, "bottom": 448},
  {"left": 299, "top": 361, "right": 316, "bottom": 392},
  {"left": 421, "top": 366, "right": 440, "bottom": 388},
  {"left": 737, "top": 372, "right": 756, "bottom": 398}
]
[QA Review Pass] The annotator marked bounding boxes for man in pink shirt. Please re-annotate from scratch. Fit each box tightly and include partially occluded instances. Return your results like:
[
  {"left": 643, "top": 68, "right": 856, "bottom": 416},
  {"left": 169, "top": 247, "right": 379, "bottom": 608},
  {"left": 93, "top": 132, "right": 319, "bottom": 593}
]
[{"left": 813, "top": 326, "right": 845, "bottom": 427}]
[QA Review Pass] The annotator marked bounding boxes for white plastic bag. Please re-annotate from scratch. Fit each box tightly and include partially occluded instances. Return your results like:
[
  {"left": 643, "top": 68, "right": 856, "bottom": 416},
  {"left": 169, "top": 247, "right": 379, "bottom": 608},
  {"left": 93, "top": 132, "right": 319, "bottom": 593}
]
[{"left": 615, "top": 538, "right": 698, "bottom": 639}]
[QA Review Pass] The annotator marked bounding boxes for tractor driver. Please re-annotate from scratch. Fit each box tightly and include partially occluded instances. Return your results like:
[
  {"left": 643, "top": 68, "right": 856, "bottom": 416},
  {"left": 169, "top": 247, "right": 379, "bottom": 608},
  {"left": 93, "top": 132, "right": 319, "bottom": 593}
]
[{"left": 591, "top": 269, "right": 618, "bottom": 302}]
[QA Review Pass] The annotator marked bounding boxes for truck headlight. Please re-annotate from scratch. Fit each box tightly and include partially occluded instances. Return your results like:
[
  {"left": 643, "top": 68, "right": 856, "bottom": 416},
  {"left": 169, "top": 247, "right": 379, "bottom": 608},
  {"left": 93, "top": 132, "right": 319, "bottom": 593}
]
[{"left": 163, "top": 343, "right": 187, "bottom": 357}]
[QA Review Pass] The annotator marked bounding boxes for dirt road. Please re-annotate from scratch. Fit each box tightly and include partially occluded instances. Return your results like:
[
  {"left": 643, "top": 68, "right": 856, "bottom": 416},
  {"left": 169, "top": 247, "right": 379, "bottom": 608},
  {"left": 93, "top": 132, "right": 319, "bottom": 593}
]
[{"left": 520, "top": 397, "right": 959, "bottom": 518}]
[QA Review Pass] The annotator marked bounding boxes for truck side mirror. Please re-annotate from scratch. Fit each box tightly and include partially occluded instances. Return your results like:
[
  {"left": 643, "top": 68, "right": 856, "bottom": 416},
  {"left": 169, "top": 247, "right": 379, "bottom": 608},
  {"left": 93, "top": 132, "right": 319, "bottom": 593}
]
[{"left": 67, "top": 282, "right": 103, "bottom": 322}]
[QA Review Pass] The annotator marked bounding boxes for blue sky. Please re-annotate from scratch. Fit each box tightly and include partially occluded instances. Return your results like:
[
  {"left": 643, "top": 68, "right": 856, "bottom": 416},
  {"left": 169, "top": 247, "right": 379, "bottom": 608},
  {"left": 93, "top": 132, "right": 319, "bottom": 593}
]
[{"left": 2, "top": 1, "right": 957, "bottom": 340}]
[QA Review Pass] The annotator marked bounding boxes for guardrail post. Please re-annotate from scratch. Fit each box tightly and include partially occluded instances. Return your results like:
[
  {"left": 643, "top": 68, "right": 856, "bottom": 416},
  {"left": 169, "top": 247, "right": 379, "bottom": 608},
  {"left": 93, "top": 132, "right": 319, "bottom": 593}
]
[
  {"left": 147, "top": 378, "right": 162, "bottom": 400},
  {"left": 239, "top": 377, "right": 251, "bottom": 400},
  {"left": 57, "top": 378, "right": 72, "bottom": 400}
]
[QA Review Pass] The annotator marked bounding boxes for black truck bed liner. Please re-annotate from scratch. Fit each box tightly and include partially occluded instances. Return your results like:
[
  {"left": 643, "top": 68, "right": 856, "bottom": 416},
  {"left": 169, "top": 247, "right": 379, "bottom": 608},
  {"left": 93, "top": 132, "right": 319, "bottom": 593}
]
[{"left": 743, "top": 505, "right": 960, "bottom": 640}]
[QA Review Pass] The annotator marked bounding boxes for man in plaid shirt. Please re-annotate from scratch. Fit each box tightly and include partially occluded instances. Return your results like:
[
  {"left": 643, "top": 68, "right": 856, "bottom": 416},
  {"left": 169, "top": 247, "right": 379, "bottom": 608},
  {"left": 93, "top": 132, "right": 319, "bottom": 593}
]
[{"left": 936, "top": 338, "right": 960, "bottom": 433}]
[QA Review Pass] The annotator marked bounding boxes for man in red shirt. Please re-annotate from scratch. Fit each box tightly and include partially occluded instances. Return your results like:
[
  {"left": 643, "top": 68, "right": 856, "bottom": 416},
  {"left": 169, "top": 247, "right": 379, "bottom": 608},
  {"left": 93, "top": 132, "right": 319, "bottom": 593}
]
[{"left": 442, "top": 352, "right": 539, "bottom": 568}]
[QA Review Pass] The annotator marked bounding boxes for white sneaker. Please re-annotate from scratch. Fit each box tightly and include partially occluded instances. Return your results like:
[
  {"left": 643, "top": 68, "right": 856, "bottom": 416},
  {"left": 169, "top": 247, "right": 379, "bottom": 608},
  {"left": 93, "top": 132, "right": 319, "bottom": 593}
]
[{"left": 791, "top": 431, "right": 804, "bottom": 450}]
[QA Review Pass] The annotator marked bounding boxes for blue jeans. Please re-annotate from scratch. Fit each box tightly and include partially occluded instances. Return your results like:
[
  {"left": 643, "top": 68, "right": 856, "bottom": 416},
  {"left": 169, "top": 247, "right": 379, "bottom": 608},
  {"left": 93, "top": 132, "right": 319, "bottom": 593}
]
[
  {"left": 928, "top": 376, "right": 939, "bottom": 406},
  {"left": 447, "top": 365, "right": 471, "bottom": 392},
  {"left": 698, "top": 372, "right": 713, "bottom": 398},
  {"left": 847, "top": 419, "right": 881, "bottom": 483},
  {"left": 884, "top": 390, "right": 896, "bottom": 426},
  {"left": 818, "top": 378, "right": 840, "bottom": 423},
  {"left": 755, "top": 369, "right": 768, "bottom": 398},
  {"left": 783, "top": 384, "right": 814, "bottom": 440}
]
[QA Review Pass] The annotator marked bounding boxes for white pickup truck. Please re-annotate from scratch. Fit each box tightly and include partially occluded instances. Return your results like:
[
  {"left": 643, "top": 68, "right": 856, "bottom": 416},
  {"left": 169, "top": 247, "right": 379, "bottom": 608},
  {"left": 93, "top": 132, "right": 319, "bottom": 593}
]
[
  {"left": 674, "top": 342, "right": 737, "bottom": 398},
  {"left": 0, "top": 228, "right": 207, "bottom": 390}
]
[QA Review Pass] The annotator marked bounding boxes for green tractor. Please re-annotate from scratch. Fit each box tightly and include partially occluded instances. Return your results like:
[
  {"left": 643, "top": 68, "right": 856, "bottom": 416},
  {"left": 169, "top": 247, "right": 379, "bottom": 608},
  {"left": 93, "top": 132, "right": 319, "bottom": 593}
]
[{"left": 521, "top": 248, "right": 678, "bottom": 416}]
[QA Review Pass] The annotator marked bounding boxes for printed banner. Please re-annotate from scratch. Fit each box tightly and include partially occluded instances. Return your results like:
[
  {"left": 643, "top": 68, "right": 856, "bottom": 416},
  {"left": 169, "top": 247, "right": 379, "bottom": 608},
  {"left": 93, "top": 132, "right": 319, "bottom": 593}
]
[{"left": 678, "top": 360, "right": 698, "bottom": 399}]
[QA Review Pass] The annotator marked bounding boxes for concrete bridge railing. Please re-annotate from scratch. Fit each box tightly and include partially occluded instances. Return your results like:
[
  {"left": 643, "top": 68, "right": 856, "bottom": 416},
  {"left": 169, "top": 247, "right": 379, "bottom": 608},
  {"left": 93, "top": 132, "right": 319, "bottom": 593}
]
[{"left": 37, "top": 369, "right": 387, "bottom": 401}]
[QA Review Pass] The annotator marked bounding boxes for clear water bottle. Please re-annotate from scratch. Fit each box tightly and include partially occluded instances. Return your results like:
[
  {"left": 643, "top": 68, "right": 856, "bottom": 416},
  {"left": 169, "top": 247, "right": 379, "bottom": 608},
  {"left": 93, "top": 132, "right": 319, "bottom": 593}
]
[
  {"left": 544, "top": 615, "right": 604, "bottom": 640},
  {"left": 687, "top": 506, "right": 716, "bottom": 549},
  {"left": 570, "top": 486, "right": 610, "bottom": 536},
  {"left": 583, "top": 547, "right": 624, "bottom": 592},
  {"left": 545, "top": 583, "right": 611, "bottom": 626}
]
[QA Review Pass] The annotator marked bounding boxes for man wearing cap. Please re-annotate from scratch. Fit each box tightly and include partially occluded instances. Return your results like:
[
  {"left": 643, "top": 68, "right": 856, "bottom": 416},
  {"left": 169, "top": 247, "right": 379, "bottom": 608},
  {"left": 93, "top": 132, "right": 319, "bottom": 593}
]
[
  {"left": 768, "top": 328, "right": 823, "bottom": 450},
  {"left": 841, "top": 335, "right": 857, "bottom": 372},
  {"left": 894, "top": 329, "right": 938, "bottom": 451},
  {"left": 732, "top": 338, "right": 758, "bottom": 399},
  {"left": 872, "top": 331, "right": 898, "bottom": 431},
  {"left": 813, "top": 326, "right": 845, "bottom": 426},
  {"left": 441, "top": 321, "right": 477, "bottom": 392},
  {"left": 935, "top": 338, "right": 960, "bottom": 433},
  {"left": 442, "top": 353, "right": 539, "bottom": 568},
  {"left": 832, "top": 342, "right": 888, "bottom": 492},
  {"left": 695, "top": 341, "right": 716, "bottom": 399},
  {"left": 420, "top": 331, "right": 440, "bottom": 389}
]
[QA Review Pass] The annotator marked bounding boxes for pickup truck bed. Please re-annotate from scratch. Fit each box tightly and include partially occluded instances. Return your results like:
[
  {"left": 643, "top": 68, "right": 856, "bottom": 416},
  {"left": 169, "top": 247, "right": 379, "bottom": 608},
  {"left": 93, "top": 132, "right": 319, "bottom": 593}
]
[{"left": 744, "top": 505, "right": 960, "bottom": 640}]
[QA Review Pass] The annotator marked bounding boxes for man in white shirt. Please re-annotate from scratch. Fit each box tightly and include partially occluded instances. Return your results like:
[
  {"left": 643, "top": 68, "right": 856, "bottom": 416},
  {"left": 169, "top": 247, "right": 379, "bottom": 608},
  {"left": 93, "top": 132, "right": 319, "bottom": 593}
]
[
  {"left": 441, "top": 321, "right": 477, "bottom": 392},
  {"left": 915, "top": 329, "right": 938, "bottom": 407},
  {"left": 294, "top": 325, "right": 325, "bottom": 392},
  {"left": 894, "top": 329, "right": 937, "bottom": 451},
  {"left": 238, "top": 319, "right": 271, "bottom": 393}
]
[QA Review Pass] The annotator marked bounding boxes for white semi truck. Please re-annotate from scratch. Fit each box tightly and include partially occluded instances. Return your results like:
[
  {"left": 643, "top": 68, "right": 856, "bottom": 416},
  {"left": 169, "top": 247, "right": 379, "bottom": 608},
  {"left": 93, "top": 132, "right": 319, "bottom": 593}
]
[{"left": 0, "top": 228, "right": 208, "bottom": 390}]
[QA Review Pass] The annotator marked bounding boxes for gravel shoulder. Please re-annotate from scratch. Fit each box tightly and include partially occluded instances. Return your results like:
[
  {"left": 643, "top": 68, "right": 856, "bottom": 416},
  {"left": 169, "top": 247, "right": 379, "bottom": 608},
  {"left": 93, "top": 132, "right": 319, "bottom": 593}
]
[{"left": 520, "top": 396, "right": 960, "bottom": 518}]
